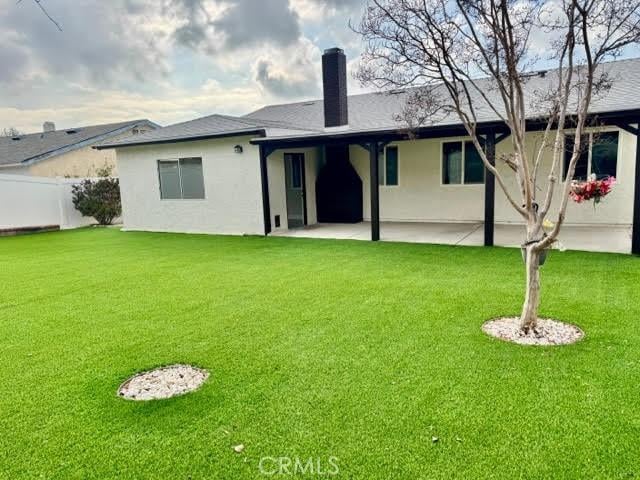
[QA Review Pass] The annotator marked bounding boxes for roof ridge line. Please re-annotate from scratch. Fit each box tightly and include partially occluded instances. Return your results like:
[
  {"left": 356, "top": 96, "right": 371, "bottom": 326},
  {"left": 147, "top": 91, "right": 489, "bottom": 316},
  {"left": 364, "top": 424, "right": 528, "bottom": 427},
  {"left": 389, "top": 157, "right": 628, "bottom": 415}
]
[
  {"left": 10, "top": 119, "right": 149, "bottom": 138},
  {"left": 19, "top": 122, "right": 153, "bottom": 164},
  {"left": 239, "top": 114, "right": 322, "bottom": 132},
  {"left": 217, "top": 112, "right": 321, "bottom": 133}
]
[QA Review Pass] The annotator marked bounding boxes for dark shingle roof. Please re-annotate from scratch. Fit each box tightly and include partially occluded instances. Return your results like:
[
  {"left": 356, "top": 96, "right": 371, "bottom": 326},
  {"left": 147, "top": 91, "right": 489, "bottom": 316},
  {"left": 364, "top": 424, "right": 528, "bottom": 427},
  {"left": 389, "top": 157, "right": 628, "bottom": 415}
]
[
  {"left": 0, "top": 119, "right": 158, "bottom": 166},
  {"left": 100, "top": 57, "right": 640, "bottom": 148},
  {"left": 96, "top": 114, "right": 316, "bottom": 149},
  {"left": 246, "top": 57, "right": 640, "bottom": 139}
]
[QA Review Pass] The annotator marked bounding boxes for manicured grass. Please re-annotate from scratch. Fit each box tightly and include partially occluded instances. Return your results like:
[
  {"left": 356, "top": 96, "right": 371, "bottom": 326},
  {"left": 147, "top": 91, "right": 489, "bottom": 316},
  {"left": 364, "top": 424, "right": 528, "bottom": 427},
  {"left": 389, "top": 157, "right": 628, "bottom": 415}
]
[{"left": 1, "top": 228, "right": 639, "bottom": 479}]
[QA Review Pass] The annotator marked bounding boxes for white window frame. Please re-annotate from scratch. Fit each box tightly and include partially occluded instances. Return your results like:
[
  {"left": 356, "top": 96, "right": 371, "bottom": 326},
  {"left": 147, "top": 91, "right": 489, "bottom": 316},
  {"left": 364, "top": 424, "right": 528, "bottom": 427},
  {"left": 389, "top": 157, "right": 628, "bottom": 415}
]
[
  {"left": 562, "top": 128, "right": 621, "bottom": 182},
  {"left": 440, "top": 138, "right": 485, "bottom": 186},
  {"left": 379, "top": 145, "right": 400, "bottom": 187},
  {"left": 157, "top": 157, "right": 206, "bottom": 200}
]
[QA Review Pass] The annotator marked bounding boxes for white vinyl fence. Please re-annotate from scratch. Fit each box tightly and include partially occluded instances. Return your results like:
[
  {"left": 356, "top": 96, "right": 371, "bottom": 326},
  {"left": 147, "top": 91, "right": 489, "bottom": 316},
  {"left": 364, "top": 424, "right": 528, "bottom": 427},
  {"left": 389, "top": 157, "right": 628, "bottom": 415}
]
[{"left": 0, "top": 174, "right": 97, "bottom": 230}]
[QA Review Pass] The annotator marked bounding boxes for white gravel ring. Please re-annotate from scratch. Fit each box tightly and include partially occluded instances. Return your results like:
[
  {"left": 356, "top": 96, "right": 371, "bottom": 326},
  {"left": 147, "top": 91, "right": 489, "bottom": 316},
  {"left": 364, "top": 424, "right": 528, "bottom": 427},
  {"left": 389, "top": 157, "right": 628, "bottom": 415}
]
[
  {"left": 482, "top": 317, "right": 584, "bottom": 346},
  {"left": 118, "top": 364, "right": 209, "bottom": 401}
]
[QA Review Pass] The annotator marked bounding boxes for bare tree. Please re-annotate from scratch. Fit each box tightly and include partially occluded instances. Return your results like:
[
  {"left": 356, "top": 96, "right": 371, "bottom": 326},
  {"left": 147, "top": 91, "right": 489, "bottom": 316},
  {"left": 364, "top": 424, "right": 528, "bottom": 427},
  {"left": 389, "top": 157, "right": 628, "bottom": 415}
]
[
  {"left": 355, "top": 0, "right": 640, "bottom": 333},
  {"left": 1, "top": 127, "right": 23, "bottom": 137}
]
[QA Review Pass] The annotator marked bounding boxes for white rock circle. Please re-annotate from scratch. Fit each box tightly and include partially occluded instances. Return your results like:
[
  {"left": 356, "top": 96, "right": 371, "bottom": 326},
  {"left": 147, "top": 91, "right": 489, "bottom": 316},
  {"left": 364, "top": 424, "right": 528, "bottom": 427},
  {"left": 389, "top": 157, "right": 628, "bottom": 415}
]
[
  {"left": 118, "top": 364, "right": 209, "bottom": 400},
  {"left": 482, "top": 317, "right": 584, "bottom": 346}
]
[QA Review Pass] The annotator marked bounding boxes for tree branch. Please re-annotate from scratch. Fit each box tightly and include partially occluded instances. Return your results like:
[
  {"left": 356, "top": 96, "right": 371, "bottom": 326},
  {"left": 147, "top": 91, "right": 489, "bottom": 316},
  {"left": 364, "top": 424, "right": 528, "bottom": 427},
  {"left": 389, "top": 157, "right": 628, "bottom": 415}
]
[{"left": 17, "top": 0, "right": 62, "bottom": 31}]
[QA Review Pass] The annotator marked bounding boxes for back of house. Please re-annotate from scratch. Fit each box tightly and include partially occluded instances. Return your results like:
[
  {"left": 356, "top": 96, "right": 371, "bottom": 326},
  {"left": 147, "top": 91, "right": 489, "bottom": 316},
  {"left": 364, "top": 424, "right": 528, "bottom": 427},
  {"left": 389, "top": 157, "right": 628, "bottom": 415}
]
[{"left": 97, "top": 48, "right": 640, "bottom": 254}]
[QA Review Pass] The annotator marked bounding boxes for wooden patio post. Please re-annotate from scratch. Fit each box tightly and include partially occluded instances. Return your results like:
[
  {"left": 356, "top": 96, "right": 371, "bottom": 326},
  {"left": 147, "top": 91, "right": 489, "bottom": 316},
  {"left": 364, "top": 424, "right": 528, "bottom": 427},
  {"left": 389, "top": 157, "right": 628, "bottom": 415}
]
[
  {"left": 259, "top": 144, "right": 272, "bottom": 236},
  {"left": 633, "top": 125, "right": 640, "bottom": 255},
  {"left": 484, "top": 133, "right": 496, "bottom": 247},
  {"left": 369, "top": 142, "right": 380, "bottom": 241}
]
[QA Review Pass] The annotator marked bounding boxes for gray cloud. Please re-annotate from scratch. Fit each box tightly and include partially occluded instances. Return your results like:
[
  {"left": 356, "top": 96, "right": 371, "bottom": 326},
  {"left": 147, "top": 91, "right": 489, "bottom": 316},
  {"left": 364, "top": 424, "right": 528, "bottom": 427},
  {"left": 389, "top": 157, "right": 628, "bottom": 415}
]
[
  {"left": 0, "top": 0, "right": 336, "bottom": 92},
  {"left": 310, "top": 0, "right": 362, "bottom": 7},
  {"left": 254, "top": 44, "right": 321, "bottom": 99},
  {"left": 168, "top": 0, "right": 301, "bottom": 53},
  {"left": 254, "top": 61, "right": 311, "bottom": 98},
  {"left": 166, "top": 0, "right": 215, "bottom": 52},
  {"left": 214, "top": 0, "right": 300, "bottom": 49},
  {"left": 174, "top": 23, "right": 209, "bottom": 51},
  {"left": 0, "top": 0, "right": 364, "bottom": 132},
  {"left": 122, "top": 0, "right": 147, "bottom": 15},
  {"left": 0, "top": 0, "right": 169, "bottom": 90},
  {"left": 0, "top": 41, "right": 30, "bottom": 83}
]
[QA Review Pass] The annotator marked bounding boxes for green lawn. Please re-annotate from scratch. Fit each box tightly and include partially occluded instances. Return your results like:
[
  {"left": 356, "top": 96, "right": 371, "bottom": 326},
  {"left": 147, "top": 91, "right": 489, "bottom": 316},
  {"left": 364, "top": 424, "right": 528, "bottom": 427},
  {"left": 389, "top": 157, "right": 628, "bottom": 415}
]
[{"left": 1, "top": 228, "right": 639, "bottom": 479}]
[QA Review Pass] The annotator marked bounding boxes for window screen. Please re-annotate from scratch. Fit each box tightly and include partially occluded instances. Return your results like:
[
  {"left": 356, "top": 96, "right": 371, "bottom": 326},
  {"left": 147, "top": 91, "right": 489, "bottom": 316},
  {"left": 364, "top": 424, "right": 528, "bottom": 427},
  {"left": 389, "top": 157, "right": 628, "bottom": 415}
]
[
  {"left": 591, "top": 132, "right": 618, "bottom": 179},
  {"left": 157, "top": 158, "right": 205, "bottom": 199},
  {"left": 385, "top": 146, "right": 399, "bottom": 186},
  {"left": 464, "top": 141, "right": 484, "bottom": 184},
  {"left": 442, "top": 142, "right": 463, "bottom": 184},
  {"left": 564, "top": 135, "right": 589, "bottom": 180},
  {"left": 291, "top": 156, "right": 302, "bottom": 188},
  {"left": 158, "top": 160, "right": 181, "bottom": 199},
  {"left": 179, "top": 158, "right": 205, "bottom": 199}
]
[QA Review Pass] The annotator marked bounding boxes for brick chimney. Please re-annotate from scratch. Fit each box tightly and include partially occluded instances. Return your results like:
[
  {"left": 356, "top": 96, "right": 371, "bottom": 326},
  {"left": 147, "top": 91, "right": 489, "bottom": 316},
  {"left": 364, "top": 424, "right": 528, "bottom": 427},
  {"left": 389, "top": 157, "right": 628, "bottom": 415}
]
[
  {"left": 322, "top": 47, "right": 348, "bottom": 128},
  {"left": 43, "top": 122, "right": 56, "bottom": 133}
]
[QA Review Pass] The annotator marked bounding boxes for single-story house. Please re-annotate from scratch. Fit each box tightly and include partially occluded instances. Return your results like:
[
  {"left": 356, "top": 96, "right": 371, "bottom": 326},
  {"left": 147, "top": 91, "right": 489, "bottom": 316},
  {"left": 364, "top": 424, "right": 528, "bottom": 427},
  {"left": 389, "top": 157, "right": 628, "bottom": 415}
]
[
  {"left": 97, "top": 48, "right": 640, "bottom": 254},
  {"left": 0, "top": 120, "right": 158, "bottom": 177}
]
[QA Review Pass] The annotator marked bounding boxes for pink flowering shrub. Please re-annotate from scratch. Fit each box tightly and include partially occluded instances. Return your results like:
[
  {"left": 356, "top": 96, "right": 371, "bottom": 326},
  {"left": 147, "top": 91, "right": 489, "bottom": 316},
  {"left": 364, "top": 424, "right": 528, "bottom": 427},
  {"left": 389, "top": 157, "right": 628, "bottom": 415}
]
[{"left": 569, "top": 174, "right": 616, "bottom": 204}]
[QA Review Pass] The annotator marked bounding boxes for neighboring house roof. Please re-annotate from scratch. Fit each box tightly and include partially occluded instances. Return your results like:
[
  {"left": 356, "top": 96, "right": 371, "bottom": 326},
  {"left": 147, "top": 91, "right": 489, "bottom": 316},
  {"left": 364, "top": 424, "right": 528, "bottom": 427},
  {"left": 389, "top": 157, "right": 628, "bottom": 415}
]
[
  {"left": 97, "top": 57, "right": 640, "bottom": 149},
  {"left": 0, "top": 119, "right": 159, "bottom": 167}
]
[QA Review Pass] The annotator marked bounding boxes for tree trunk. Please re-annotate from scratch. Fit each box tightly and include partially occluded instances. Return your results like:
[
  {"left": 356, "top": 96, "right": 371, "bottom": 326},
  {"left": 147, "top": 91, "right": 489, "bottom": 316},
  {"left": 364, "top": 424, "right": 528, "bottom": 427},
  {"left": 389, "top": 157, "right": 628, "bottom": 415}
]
[{"left": 520, "top": 246, "right": 541, "bottom": 333}]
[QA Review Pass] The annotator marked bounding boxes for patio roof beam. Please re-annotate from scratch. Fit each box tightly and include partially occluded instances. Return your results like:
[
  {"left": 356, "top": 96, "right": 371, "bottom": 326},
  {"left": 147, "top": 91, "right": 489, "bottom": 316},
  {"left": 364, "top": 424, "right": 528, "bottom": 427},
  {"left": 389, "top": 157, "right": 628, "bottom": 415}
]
[
  {"left": 261, "top": 144, "right": 278, "bottom": 158},
  {"left": 252, "top": 122, "right": 512, "bottom": 150},
  {"left": 615, "top": 123, "right": 639, "bottom": 136},
  {"left": 484, "top": 133, "right": 496, "bottom": 247},
  {"left": 252, "top": 110, "right": 640, "bottom": 151},
  {"left": 495, "top": 132, "right": 510, "bottom": 144}
]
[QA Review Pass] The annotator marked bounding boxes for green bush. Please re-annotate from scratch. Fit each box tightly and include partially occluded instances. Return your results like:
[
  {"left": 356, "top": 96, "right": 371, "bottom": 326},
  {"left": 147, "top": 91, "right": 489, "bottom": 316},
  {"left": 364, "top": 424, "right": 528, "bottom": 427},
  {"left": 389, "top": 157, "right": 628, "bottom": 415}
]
[{"left": 71, "top": 168, "right": 121, "bottom": 225}]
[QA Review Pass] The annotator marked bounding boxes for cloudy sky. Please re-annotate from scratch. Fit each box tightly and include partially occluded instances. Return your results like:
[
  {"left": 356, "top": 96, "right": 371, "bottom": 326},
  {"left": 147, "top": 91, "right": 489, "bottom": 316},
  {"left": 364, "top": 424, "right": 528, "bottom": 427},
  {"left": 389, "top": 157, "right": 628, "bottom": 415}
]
[
  {"left": 1, "top": 0, "right": 368, "bottom": 133},
  {"left": 5, "top": 1, "right": 640, "bottom": 134}
]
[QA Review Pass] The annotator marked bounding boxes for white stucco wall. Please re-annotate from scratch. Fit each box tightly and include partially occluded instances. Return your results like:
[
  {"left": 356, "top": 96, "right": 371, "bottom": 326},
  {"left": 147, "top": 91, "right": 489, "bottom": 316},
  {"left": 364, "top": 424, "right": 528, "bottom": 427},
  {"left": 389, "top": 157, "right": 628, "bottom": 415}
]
[
  {"left": 26, "top": 145, "right": 117, "bottom": 177},
  {"left": 351, "top": 141, "right": 484, "bottom": 223},
  {"left": 116, "top": 136, "right": 265, "bottom": 235},
  {"left": 494, "top": 129, "right": 635, "bottom": 226},
  {"left": 115, "top": 128, "right": 634, "bottom": 237},
  {"left": 267, "top": 153, "right": 286, "bottom": 230},
  {"left": 350, "top": 128, "right": 634, "bottom": 226},
  {"left": 267, "top": 147, "right": 320, "bottom": 231},
  {"left": 0, "top": 174, "right": 94, "bottom": 229}
]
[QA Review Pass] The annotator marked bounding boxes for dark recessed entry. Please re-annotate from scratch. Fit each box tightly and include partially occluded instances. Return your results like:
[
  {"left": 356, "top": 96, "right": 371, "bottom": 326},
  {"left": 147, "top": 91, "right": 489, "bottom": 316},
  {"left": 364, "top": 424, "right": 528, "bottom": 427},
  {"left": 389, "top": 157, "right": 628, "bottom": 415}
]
[{"left": 316, "top": 145, "right": 363, "bottom": 223}]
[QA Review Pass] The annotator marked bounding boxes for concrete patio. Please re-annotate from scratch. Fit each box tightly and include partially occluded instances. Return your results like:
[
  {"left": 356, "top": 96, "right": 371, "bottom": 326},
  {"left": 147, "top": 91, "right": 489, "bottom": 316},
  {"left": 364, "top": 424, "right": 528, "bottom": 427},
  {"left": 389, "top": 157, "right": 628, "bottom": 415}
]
[{"left": 271, "top": 222, "right": 633, "bottom": 254}]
